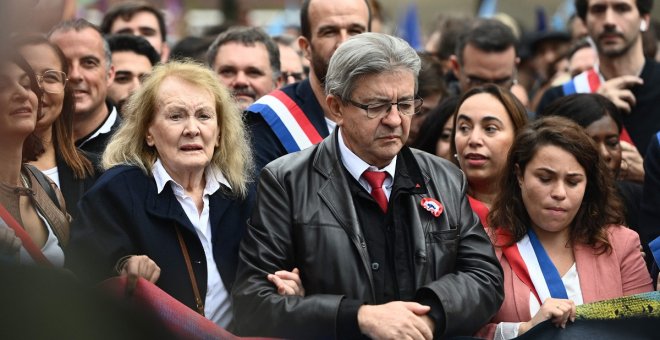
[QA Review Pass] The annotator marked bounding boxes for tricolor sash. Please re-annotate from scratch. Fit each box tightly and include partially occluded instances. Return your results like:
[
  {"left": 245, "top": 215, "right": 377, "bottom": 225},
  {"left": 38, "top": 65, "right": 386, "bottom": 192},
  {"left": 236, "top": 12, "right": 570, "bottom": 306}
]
[
  {"left": 560, "top": 69, "right": 634, "bottom": 145},
  {"left": 496, "top": 229, "right": 542, "bottom": 304},
  {"left": 526, "top": 229, "right": 569, "bottom": 300},
  {"left": 497, "top": 228, "right": 570, "bottom": 305},
  {"left": 248, "top": 90, "right": 323, "bottom": 153}
]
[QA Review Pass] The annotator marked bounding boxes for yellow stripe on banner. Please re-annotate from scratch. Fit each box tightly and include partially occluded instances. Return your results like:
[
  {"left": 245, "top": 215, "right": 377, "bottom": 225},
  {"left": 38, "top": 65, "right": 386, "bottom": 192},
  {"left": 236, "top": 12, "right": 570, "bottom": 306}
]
[{"left": 576, "top": 291, "right": 660, "bottom": 320}]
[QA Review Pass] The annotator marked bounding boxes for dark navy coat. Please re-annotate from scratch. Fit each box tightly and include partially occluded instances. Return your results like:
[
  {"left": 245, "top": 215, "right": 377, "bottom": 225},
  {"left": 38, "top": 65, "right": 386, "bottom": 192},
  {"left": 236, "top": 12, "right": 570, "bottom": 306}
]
[{"left": 68, "top": 165, "right": 254, "bottom": 312}]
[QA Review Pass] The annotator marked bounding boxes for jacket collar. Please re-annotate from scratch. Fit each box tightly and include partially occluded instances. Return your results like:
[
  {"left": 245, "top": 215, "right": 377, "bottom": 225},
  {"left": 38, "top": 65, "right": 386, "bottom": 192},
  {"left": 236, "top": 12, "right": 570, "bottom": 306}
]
[{"left": 144, "top": 174, "right": 233, "bottom": 236}]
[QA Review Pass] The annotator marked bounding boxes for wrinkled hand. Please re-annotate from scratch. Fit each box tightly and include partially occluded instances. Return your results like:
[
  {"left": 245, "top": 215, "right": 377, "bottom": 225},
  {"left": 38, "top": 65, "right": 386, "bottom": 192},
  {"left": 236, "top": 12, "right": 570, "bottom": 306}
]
[
  {"left": 519, "top": 298, "right": 576, "bottom": 335},
  {"left": 358, "top": 301, "right": 434, "bottom": 340},
  {"left": 619, "top": 141, "right": 644, "bottom": 183},
  {"left": 268, "top": 267, "right": 305, "bottom": 296},
  {"left": 597, "top": 76, "right": 643, "bottom": 113},
  {"left": 119, "top": 255, "right": 161, "bottom": 296},
  {"left": 0, "top": 222, "right": 21, "bottom": 256}
]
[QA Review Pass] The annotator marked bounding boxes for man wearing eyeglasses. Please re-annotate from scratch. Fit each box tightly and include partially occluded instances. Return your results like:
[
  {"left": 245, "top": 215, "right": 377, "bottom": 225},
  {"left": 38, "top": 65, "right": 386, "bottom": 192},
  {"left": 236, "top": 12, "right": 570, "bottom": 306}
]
[
  {"left": 274, "top": 36, "right": 306, "bottom": 85},
  {"left": 232, "top": 33, "right": 503, "bottom": 339}
]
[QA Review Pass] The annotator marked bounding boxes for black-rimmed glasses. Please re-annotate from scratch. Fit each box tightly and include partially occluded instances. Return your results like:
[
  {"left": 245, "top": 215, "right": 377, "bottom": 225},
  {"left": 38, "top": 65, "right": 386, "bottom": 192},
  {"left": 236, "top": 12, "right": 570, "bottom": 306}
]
[{"left": 348, "top": 97, "right": 424, "bottom": 119}]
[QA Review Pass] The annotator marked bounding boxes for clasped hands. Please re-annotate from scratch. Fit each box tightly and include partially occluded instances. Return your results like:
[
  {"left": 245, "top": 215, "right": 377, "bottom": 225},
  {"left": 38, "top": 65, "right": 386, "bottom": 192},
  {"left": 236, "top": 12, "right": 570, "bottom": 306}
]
[{"left": 269, "top": 268, "right": 435, "bottom": 340}]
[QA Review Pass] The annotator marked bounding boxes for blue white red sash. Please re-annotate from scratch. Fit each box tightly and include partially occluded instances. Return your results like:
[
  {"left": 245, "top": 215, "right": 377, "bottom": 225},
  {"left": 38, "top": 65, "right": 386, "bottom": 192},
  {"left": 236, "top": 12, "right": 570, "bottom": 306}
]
[
  {"left": 561, "top": 69, "right": 635, "bottom": 145},
  {"left": 248, "top": 89, "right": 323, "bottom": 153},
  {"left": 512, "top": 233, "right": 569, "bottom": 305},
  {"left": 496, "top": 229, "right": 542, "bottom": 305},
  {"left": 526, "top": 229, "right": 569, "bottom": 300}
]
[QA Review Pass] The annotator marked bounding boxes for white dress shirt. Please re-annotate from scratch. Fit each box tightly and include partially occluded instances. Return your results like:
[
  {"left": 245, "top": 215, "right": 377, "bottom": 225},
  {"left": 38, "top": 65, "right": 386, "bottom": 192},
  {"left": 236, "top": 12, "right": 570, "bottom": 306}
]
[
  {"left": 152, "top": 159, "right": 233, "bottom": 327},
  {"left": 337, "top": 127, "right": 396, "bottom": 199}
]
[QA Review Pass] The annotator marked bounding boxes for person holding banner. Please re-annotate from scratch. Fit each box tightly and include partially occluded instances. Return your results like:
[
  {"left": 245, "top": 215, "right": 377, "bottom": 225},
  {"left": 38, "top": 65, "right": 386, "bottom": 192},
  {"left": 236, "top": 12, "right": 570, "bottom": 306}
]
[
  {"left": 0, "top": 52, "right": 70, "bottom": 267},
  {"left": 476, "top": 116, "right": 653, "bottom": 339},
  {"left": 69, "top": 61, "right": 254, "bottom": 328},
  {"left": 233, "top": 33, "right": 503, "bottom": 339}
]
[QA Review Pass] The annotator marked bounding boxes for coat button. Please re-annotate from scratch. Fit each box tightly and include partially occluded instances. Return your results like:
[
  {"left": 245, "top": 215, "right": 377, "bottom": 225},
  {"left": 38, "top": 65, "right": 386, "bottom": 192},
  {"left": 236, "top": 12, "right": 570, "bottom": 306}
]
[{"left": 371, "top": 262, "right": 380, "bottom": 271}]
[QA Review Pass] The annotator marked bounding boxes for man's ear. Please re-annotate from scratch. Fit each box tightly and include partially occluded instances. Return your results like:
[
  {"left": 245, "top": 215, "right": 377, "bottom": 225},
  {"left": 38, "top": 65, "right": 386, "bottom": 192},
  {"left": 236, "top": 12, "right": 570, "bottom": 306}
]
[
  {"left": 450, "top": 55, "right": 461, "bottom": 77},
  {"left": 274, "top": 74, "right": 284, "bottom": 89},
  {"left": 106, "top": 64, "right": 115, "bottom": 85},
  {"left": 160, "top": 43, "right": 170, "bottom": 62},
  {"left": 298, "top": 36, "right": 312, "bottom": 62},
  {"left": 326, "top": 94, "right": 343, "bottom": 125}
]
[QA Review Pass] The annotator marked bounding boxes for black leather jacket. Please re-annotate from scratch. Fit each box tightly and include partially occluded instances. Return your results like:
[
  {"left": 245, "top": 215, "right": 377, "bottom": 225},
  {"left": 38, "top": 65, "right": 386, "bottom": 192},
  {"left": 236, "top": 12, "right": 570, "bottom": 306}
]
[{"left": 232, "top": 131, "right": 503, "bottom": 338}]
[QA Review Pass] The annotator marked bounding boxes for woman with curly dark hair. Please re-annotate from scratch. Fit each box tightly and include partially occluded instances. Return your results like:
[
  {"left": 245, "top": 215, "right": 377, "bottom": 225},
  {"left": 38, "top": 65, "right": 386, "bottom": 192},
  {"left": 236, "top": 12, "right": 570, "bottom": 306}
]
[{"left": 476, "top": 116, "right": 652, "bottom": 339}]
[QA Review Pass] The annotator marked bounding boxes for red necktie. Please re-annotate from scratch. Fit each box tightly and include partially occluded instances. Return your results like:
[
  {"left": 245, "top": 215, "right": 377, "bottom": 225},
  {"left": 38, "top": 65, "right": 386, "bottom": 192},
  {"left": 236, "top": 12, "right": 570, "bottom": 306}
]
[{"left": 362, "top": 170, "right": 388, "bottom": 213}]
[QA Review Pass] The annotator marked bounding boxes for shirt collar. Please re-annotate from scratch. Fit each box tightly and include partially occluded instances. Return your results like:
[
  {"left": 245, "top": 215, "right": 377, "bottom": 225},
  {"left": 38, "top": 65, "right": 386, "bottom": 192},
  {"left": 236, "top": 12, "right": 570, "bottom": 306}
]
[
  {"left": 325, "top": 117, "right": 337, "bottom": 135},
  {"left": 77, "top": 103, "right": 118, "bottom": 147},
  {"left": 337, "top": 127, "right": 397, "bottom": 182},
  {"left": 152, "top": 158, "right": 231, "bottom": 195}
]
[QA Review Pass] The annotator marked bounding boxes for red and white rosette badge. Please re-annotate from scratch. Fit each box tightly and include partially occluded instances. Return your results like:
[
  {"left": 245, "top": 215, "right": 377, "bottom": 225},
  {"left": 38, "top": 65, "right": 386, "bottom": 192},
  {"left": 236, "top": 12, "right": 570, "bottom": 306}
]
[{"left": 420, "top": 197, "right": 443, "bottom": 217}]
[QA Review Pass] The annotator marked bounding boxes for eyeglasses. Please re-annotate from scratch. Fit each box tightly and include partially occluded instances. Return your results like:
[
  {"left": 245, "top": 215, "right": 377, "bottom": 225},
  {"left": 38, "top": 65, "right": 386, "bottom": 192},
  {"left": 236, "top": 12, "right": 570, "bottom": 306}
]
[
  {"left": 281, "top": 71, "right": 304, "bottom": 81},
  {"left": 36, "top": 70, "right": 67, "bottom": 94},
  {"left": 348, "top": 98, "right": 424, "bottom": 119},
  {"left": 465, "top": 75, "right": 514, "bottom": 89}
]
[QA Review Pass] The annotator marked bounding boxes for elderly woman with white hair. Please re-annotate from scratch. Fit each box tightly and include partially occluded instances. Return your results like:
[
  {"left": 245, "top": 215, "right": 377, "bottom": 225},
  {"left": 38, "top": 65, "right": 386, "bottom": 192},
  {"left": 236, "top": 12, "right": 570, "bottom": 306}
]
[{"left": 69, "top": 60, "right": 254, "bottom": 327}]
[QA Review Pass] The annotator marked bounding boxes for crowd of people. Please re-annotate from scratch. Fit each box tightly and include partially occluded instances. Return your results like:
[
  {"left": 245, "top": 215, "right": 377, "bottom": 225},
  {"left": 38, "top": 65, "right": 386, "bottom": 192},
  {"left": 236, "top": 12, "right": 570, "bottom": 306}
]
[{"left": 1, "top": 0, "right": 659, "bottom": 339}]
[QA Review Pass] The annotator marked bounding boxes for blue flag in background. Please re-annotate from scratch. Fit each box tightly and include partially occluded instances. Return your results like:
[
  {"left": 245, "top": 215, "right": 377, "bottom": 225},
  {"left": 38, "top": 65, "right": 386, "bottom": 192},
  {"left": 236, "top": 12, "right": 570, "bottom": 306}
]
[
  {"left": 536, "top": 6, "right": 548, "bottom": 31},
  {"left": 477, "top": 0, "right": 498, "bottom": 18},
  {"left": 397, "top": 3, "right": 422, "bottom": 50}
]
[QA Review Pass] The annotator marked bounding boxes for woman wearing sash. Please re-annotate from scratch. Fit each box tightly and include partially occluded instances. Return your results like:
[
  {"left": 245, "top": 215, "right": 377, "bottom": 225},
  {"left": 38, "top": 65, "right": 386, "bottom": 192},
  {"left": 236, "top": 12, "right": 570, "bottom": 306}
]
[
  {"left": 0, "top": 52, "right": 70, "bottom": 266},
  {"left": 539, "top": 94, "right": 651, "bottom": 268},
  {"left": 476, "top": 117, "right": 653, "bottom": 339},
  {"left": 451, "top": 84, "right": 528, "bottom": 226}
]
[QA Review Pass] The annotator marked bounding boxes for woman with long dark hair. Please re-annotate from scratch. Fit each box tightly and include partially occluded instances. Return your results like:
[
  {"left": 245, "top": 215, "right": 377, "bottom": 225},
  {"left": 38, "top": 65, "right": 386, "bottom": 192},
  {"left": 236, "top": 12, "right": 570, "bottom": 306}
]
[
  {"left": 14, "top": 34, "right": 96, "bottom": 221},
  {"left": 477, "top": 117, "right": 652, "bottom": 339},
  {"left": 0, "top": 51, "right": 70, "bottom": 266}
]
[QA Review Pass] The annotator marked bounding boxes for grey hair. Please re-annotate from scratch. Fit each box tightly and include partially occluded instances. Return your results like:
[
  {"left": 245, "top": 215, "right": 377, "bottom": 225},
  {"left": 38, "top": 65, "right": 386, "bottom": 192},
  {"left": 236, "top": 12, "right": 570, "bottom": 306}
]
[{"left": 325, "top": 33, "right": 420, "bottom": 101}]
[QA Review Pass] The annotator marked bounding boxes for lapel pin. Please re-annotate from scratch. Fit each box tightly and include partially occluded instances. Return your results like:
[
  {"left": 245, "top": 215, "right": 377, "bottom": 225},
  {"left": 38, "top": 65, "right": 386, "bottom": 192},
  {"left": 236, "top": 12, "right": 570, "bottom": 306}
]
[{"left": 420, "top": 197, "right": 443, "bottom": 217}]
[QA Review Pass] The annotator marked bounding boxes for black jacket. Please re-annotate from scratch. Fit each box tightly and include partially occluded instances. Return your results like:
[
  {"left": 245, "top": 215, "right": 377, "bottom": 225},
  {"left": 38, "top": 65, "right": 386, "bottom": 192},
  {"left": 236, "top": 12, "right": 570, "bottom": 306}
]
[
  {"left": 68, "top": 165, "right": 254, "bottom": 312},
  {"left": 232, "top": 130, "right": 504, "bottom": 338}
]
